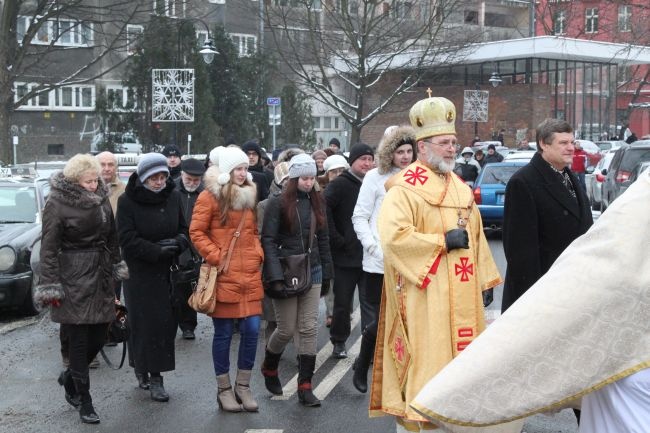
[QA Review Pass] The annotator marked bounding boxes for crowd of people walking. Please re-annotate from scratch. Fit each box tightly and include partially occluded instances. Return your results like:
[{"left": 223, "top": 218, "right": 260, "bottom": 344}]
[{"left": 32, "top": 91, "right": 649, "bottom": 432}]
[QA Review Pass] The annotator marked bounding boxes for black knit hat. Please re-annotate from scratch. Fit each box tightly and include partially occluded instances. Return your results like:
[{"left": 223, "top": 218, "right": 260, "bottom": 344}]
[
  {"left": 329, "top": 137, "right": 341, "bottom": 148},
  {"left": 348, "top": 143, "right": 374, "bottom": 165},
  {"left": 162, "top": 144, "right": 182, "bottom": 157},
  {"left": 241, "top": 140, "right": 262, "bottom": 158}
]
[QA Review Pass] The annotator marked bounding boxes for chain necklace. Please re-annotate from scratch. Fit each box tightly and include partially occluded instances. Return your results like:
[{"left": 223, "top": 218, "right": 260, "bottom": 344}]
[{"left": 441, "top": 171, "right": 472, "bottom": 229}]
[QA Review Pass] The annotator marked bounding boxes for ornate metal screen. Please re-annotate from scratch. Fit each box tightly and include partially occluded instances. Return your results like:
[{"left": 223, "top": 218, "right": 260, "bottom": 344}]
[
  {"left": 152, "top": 69, "right": 195, "bottom": 122},
  {"left": 463, "top": 90, "right": 489, "bottom": 123}
]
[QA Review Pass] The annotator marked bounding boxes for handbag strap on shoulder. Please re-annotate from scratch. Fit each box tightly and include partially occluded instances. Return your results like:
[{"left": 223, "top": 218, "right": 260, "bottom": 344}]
[{"left": 219, "top": 209, "right": 247, "bottom": 274}]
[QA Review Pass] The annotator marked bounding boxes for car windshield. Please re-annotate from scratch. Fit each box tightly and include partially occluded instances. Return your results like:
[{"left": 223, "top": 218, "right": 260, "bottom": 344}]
[
  {"left": 480, "top": 166, "right": 522, "bottom": 185},
  {"left": 0, "top": 185, "right": 37, "bottom": 223},
  {"left": 620, "top": 148, "right": 650, "bottom": 171}
]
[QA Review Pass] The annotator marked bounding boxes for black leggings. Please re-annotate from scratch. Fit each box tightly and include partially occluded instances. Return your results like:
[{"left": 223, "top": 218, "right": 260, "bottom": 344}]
[{"left": 60, "top": 323, "right": 109, "bottom": 373}]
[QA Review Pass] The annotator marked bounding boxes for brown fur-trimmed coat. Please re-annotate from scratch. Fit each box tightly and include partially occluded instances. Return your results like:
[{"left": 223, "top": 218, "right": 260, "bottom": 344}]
[{"left": 190, "top": 166, "right": 264, "bottom": 318}]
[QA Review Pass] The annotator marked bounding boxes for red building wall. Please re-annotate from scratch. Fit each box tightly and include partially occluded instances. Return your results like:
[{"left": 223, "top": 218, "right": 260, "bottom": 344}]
[{"left": 535, "top": 0, "right": 650, "bottom": 138}]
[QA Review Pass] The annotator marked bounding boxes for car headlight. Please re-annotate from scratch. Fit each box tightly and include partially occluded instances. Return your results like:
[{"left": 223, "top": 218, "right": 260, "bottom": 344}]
[{"left": 0, "top": 246, "right": 17, "bottom": 273}]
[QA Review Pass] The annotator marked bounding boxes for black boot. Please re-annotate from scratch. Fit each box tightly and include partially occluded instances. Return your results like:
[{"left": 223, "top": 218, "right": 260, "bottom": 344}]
[
  {"left": 261, "top": 348, "right": 283, "bottom": 395},
  {"left": 149, "top": 375, "right": 169, "bottom": 402},
  {"left": 135, "top": 371, "right": 150, "bottom": 390},
  {"left": 71, "top": 371, "right": 100, "bottom": 424},
  {"left": 297, "top": 354, "right": 320, "bottom": 407},
  {"left": 352, "top": 329, "right": 376, "bottom": 394},
  {"left": 58, "top": 369, "right": 81, "bottom": 409}
]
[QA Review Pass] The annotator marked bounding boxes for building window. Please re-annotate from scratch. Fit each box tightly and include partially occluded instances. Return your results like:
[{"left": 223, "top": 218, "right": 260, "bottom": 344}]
[
  {"left": 16, "top": 16, "right": 93, "bottom": 47},
  {"left": 153, "top": 0, "right": 185, "bottom": 17},
  {"left": 56, "top": 85, "right": 94, "bottom": 109},
  {"left": 230, "top": 34, "right": 257, "bottom": 57},
  {"left": 105, "top": 85, "right": 138, "bottom": 110},
  {"left": 14, "top": 82, "right": 51, "bottom": 108},
  {"left": 464, "top": 10, "right": 478, "bottom": 25},
  {"left": 585, "top": 8, "right": 598, "bottom": 33},
  {"left": 553, "top": 11, "right": 566, "bottom": 35},
  {"left": 48, "top": 144, "right": 64, "bottom": 155},
  {"left": 617, "top": 66, "right": 631, "bottom": 84},
  {"left": 618, "top": 5, "right": 631, "bottom": 33},
  {"left": 392, "top": 0, "right": 412, "bottom": 19},
  {"left": 313, "top": 116, "right": 342, "bottom": 131},
  {"left": 127, "top": 25, "right": 143, "bottom": 55},
  {"left": 196, "top": 30, "right": 208, "bottom": 47}
]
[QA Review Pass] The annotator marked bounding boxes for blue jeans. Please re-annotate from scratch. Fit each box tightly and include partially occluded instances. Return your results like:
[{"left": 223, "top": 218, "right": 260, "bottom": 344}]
[{"left": 211, "top": 316, "right": 260, "bottom": 375}]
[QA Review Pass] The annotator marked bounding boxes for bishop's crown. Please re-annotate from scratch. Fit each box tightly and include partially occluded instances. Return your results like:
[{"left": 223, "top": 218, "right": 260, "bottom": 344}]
[{"left": 409, "top": 95, "right": 457, "bottom": 141}]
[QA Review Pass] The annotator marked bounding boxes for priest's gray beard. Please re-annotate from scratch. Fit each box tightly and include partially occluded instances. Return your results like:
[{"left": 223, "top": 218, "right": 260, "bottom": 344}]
[{"left": 427, "top": 152, "right": 455, "bottom": 173}]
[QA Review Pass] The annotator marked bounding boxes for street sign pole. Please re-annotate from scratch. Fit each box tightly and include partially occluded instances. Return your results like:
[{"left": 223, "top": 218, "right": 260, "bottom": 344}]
[
  {"left": 12, "top": 136, "right": 18, "bottom": 165},
  {"left": 272, "top": 105, "right": 277, "bottom": 151}
]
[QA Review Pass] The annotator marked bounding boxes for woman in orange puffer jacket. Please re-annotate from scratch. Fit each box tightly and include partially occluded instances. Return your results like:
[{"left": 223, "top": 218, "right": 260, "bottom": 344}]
[{"left": 190, "top": 146, "right": 264, "bottom": 413}]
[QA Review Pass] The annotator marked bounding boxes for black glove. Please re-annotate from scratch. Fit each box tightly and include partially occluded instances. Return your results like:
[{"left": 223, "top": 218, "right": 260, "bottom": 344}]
[
  {"left": 271, "top": 281, "right": 285, "bottom": 293},
  {"left": 320, "top": 279, "right": 330, "bottom": 298},
  {"left": 174, "top": 234, "right": 190, "bottom": 251},
  {"left": 445, "top": 229, "right": 469, "bottom": 251},
  {"left": 158, "top": 238, "right": 180, "bottom": 248},
  {"left": 483, "top": 288, "right": 494, "bottom": 307},
  {"left": 159, "top": 244, "right": 180, "bottom": 259}
]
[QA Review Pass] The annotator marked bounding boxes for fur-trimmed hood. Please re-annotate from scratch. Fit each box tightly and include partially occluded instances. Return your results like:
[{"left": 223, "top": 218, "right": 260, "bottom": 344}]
[
  {"left": 49, "top": 171, "right": 109, "bottom": 209},
  {"left": 203, "top": 165, "right": 257, "bottom": 210},
  {"left": 376, "top": 125, "right": 417, "bottom": 175}
]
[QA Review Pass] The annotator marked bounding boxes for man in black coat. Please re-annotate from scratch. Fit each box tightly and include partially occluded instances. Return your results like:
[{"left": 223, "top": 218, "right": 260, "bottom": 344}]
[
  {"left": 502, "top": 118, "right": 593, "bottom": 313},
  {"left": 325, "top": 143, "right": 374, "bottom": 358},
  {"left": 173, "top": 158, "right": 205, "bottom": 340},
  {"left": 241, "top": 140, "right": 270, "bottom": 202}
]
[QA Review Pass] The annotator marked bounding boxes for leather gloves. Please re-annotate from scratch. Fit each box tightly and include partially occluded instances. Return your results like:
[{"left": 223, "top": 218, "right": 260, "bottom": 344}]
[
  {"left": 158, "top": 239, "right": 180, "bottom": 259},
  {"left": 174, "top": 234, "right": 190, "bottom": 251},
  {"left": 483, "top": 288, "right": 494, "bottom": 307},
  {"left": 320, "top": 279, "right": 330, "bottom": 297},
  {"left": 445, "top": 229, "right": 469, "bottom": 251}
]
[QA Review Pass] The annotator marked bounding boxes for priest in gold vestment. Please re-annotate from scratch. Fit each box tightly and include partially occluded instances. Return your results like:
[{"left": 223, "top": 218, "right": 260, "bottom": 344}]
[{"left": 369, "top": 94, "right": 502, "bottom": 432}]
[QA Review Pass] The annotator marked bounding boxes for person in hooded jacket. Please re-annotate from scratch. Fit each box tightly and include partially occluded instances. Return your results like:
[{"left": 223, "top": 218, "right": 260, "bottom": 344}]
[
  {"left": 351, "top": 125, "right": 415, "bottom": 393},
  {"left": 260, "top": 154, "right": 333, "bottom": 407},
  {"left": 190, "top": 147, "right": 264, "bottom": 413},
  {"left": 117, "top": 153, "right": 189, "bottom": 402},
  {"left": 453, "top": 147, "right": 481, "bottom": 186},
  {"left": 36, "top": 154, "right": 127, "bottom": 424}
]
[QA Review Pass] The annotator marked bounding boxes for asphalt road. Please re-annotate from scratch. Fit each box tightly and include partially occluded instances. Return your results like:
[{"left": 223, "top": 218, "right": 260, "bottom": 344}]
[{"left": 0, "top": 237, "right": 579, "bottom": 433}]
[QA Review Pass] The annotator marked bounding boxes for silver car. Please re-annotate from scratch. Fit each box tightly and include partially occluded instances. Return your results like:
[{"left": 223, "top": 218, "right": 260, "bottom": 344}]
[{"left": 586, "top": 151, "right": 615, "bottom": 211}]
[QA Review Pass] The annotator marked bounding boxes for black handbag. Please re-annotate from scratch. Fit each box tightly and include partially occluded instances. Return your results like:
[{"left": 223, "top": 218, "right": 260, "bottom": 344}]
[
  {"left": 100, "top": 301, "right": 129, "bottom": 369},
  {"left": 170, "top": 247, "right": 202, "bottom": 287},
  {"left": 269, "top": 211, "right": 316, "bottom": 299}
]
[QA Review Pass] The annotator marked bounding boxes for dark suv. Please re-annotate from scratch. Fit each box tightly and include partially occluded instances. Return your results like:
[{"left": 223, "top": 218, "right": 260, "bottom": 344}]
[{"left": 601, "top": 140, "right": 650, "bottom": 209}]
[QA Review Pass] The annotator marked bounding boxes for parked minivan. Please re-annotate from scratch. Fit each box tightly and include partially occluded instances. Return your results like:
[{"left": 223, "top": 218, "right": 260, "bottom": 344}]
[{"left": 601, "top": 141, "right": 650, "bottom": 209}]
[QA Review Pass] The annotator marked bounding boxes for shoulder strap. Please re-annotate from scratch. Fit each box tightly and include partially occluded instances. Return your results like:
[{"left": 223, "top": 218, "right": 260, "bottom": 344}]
[
  {"left": 219, "top": 209, "right": 247, "bottom": 274},
  {"left": 307, "top": 211, "right": 316, "bottom": 252},
  {"left": 99, "top": 343, "right": 127, "bottom": 370}
]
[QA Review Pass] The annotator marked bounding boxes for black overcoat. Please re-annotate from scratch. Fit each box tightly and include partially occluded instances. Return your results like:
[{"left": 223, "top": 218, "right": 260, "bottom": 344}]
[
  {"left": 117, "top": 173, "right": 188, "bottom": 373},
  {"left": 324, "top": 170, "right": 363, "bottom": 268},
  {"left": 501, "top": 152, "right": 593, "bottom": 312}
]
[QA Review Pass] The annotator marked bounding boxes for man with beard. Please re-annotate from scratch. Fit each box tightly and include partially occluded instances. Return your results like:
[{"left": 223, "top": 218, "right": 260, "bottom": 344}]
[
  {"left": 173, "top": 158, "right": 205, "bottom": 340},
  {"left": 369, "top": 94, "right": 501, "bottom": 432}
]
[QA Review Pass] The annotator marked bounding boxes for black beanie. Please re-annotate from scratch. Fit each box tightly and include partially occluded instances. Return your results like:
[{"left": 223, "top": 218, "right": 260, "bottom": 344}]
[
  {"left": 348, "top": 143, "right": 374, "bottom": 165},
  {"left": 241, "top": 140, "right": 262, "bottom": 159}
]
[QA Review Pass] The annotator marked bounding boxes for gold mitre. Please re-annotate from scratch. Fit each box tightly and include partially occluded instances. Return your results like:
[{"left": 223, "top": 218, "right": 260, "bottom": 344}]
[{"left": 409, "top": 90, "right": 456, "bottom": 141}]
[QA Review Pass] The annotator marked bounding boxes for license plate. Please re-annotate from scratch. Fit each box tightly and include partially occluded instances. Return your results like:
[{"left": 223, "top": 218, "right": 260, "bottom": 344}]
[{"left": 496, "top": 194, "right": 505, "bottom": 205}]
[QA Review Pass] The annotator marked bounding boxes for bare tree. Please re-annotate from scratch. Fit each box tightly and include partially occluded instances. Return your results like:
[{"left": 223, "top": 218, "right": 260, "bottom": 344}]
[
  {"left": 0, "top": 0, "right": 156, "bottom": 163},
  {"left": 264, "top": 0, "right": 483, "bottom": 145}
]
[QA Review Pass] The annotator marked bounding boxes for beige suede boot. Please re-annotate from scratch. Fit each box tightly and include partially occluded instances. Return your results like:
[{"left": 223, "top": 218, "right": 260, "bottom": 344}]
[
  {"left": 234, "top": 369, "right": 259, "bottom": 412},
  {"left": 216, "top": 373, "right": 242, "bottom": 412}
]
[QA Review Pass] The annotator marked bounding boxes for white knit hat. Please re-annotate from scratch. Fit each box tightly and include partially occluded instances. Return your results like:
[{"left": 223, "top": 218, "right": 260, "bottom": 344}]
[
  {"left": 288, "top": 153, "right": 317, "bottom": 179},
  {"left": 323, "top": 154, "right": 349, "bottom": 172},
  {"left": 217, "top": 147, "right": 250, "bottom": 185},
  {"left": 209, "top": 146, "right": 224, "bottom": 165}
]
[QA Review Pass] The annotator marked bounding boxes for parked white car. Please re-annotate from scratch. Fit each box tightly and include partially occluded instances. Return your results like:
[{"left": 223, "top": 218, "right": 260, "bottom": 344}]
[{"left": 586, "top": 151, "right": 615, "bottom": 211}]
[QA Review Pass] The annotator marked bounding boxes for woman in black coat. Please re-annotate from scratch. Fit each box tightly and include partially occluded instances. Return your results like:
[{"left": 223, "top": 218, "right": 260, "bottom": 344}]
[
  {"left": 260, "top": 154, "right": 333, "bottom": 407},
  {"left": 37, "top": 154, "right": 126, "bottom": 424},
  {"left": 117, "top": 153, "right": 188, "bottom": 402}
]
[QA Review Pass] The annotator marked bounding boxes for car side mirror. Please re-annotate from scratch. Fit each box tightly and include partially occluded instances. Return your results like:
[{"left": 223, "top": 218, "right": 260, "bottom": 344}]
[{"left": 601, "top": 168, "right": 608, "bottom": 176}]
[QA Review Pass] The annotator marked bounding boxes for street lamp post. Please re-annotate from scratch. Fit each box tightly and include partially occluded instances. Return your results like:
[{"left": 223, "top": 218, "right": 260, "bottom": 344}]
[{"left": 173, "top": 18, "right": 219, "bottom": 149}]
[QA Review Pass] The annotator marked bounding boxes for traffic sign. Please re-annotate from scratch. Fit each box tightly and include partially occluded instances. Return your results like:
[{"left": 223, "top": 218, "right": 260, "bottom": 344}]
[{"left": 267, "top": 97, "right": 281, "bottom": 106}]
